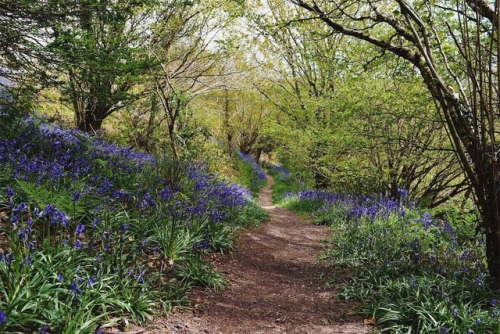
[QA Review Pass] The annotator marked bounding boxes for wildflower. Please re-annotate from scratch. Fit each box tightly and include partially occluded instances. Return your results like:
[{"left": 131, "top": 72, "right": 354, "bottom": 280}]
[
  {"left": 440, "top": 327, "right": 448, "bottom": 334},
  {"left": 94, "top": 324, "right": 103, "bottom": 334},
  {"left": 476, "top": 273, "right": 486, "bottom": 286},
  {"left": 0, "top": 310, "right": 6, "bottom": 324},
  {"left": 409, "top": 276, "right": 418, "bottom": 289},
  {"left": 92, "top": 218, "right": 101, "bottom": 229},
  {"left": 6, "top": 187, "right": 14, "bottom": 197},
  {"left": 467, "top": 330, "right": 475, "bottom": 334},
  {"left": 72, "top": 192, "right": 81, "bottom": 202},
  {"left": 38, "top": 324, "right": 51, "bottom": 334},
  {"left": 75, "top": 240, "right": 83, "bottom": 250},
  {"left": 475, "top": 319, "right": 481, "bottom": 325},
  {"left": 14, "top": 202, "right": 27, "bottom": 212},
  {"left": 5, "top": 254, "right": 13, "bottom": 264},
  {"left": 57, "top": 274, "right": 64, "bottom": 282},
  {"left": 75, "top": 223, "right": 85, "bottom": 236},
  {"left": 491, "top": 299, "right": 498, "bottom": 307},
  {"left": 87, "top": 275, "right": 97, "bottom": 288},
  {"left": 71, "top": 281, "right": 81, "bottom": 295},
  {"left": 451, "top": 309, "right": 459, "bottom": 317},
  {"left": 119, "top": 223, "right": 130, "bottom": 233}
]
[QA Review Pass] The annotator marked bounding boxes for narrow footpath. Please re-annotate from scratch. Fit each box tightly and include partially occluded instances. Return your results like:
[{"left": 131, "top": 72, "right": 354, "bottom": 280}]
[{"left": 148, "top": 176, "right": 369, "bottom": 333}]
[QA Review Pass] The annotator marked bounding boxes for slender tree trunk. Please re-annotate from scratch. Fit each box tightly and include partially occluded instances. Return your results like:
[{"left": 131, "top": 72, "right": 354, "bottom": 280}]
[
  {"left": 168, "top": 123, "right": 178, "bottom": 160},
  {"left": 483, "top": 203, "right": 500, "bottom": 288}
]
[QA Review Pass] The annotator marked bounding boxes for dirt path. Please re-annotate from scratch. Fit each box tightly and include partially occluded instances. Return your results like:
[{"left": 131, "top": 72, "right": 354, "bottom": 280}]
[{"left": 147, "top": 176, "right": 370, "bottom": 333}]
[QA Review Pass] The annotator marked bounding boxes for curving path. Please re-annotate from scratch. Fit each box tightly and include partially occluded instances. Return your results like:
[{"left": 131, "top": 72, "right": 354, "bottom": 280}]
[{"left": 145, "top": 176, "right": 370, "bottom": 334}]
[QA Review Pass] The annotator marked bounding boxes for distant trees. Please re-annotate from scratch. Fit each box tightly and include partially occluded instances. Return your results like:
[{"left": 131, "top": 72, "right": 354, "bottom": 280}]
[
  {"left": 289, "top": 0, "right": 500, "bottom": 288},
  {"left": 248, "top": 0, "right": 464, "bottom": 203},
  {"left": 336, "top": 74, "right": 466, "bottom": 206},
  {"left": 250, "top": 0, "right": 346, "bottom": 188}
]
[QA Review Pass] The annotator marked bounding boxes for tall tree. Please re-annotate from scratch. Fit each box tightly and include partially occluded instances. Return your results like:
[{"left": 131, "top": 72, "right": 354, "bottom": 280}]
[{"left": 290, "top": 0, "right": 500, "bottom": 287}]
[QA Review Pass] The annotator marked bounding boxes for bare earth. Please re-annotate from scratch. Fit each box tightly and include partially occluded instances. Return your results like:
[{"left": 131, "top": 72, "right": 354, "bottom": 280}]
[{"left": 143, "top": 176, "right": 371, "bottom": 334}]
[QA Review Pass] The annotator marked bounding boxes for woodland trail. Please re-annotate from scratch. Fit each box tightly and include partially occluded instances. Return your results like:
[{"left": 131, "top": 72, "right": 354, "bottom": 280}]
[{"left": 145, "top": 176, "right": 370, "bottom": 334}]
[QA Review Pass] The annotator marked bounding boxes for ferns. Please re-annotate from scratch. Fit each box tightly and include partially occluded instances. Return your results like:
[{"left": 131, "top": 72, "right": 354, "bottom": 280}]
[{"left": 15, "top": 179, "right": 84, "bottom": 217}]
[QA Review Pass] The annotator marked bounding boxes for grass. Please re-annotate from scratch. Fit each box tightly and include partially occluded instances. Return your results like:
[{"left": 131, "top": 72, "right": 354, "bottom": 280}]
[{"left": 236, "top": 152, "right": 267, "bottom": 197}]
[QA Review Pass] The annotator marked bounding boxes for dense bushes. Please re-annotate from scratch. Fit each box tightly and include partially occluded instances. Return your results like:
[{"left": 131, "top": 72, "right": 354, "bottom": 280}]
[{"left": 0, "top": 115, "right": 267, "bottom": 333}]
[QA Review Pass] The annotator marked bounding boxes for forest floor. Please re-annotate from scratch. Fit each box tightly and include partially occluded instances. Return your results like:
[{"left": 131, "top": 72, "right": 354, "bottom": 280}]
[{"left": 140, "top": 177, "right": 372, "bottom": 334}]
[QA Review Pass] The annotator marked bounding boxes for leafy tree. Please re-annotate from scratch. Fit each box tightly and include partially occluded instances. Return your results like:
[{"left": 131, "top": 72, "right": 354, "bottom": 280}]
[
  {"left": 250, "top": 0, "right": 347, "bottom": 188},
  {"left": 0, "top": 1, "right": 54, "bottom": 82},
  {"left": 48, "top": 0, "right": 155, "bottom": 132},
  {"left": 334, "top": 73, "right": 466, "bottom": 206},
  {"left": 149, "top": 0, "right": 235, "bottom": 158},
  {"left": 289, "top": 0, "right": 500, "bottom": 287}
]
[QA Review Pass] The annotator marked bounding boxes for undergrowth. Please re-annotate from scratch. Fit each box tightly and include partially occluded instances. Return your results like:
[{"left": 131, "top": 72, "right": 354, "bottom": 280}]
[
  {"left": 236, "top": 152, "right": 267, "bottom": 196},
  {"left": 276, "top": 171, "right": 500, "bottom": 333},
  {"left": 0, "top": 112, "right": 267, "bottom": 333}
]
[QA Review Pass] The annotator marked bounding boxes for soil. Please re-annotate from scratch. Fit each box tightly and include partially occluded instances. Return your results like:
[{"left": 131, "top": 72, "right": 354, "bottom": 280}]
[{"left": 141, "top": 176, "right": 372, "bottom": 334}]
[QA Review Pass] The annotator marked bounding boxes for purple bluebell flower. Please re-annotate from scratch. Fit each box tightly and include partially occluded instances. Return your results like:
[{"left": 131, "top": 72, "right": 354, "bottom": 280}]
[
  {"left": 14, "top": 202, "right": 27, "bottom": 212},
  {"left": 75, "top": 223, "right": 85, "bottom": 236},
  {"left": 92, "top": 218, "right": 101, "bottom": 229},
  {"left": 87, "top": 275, "right": 97, "bottom": 288},
  {"left": 5, "top": 254, "right": 13, "bottom": 264},
  {"left": 38, "top": 324, "right": 51, "bottom": 334},
  {"left": 75, "top": 240, "right": 83, "bottom": 250},
  {"left": 71, "top": 281, "right": 81, "bottom": 295},
  {"left": 94, "top": 324, "right": 103, "bottom": 334},
  {"left": 0, "top": 310, "right": 6, "bottom": 324},
  {"left": 72, "top": 192, "right": 81, "bottom": 202},
  {"left": 120, "top": 224, "right": 130, "bottom": 233}
]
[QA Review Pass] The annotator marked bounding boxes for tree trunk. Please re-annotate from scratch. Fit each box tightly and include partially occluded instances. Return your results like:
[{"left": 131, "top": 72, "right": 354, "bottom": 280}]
[
  {"left": 314, "top": 170, "right": 329, "bottom": 190},
  {"left": 77, "top": 105, "right": 107, "bottom": 133},
  {"left": 483, "top": 202, "right": 500, "bottom": 289}
]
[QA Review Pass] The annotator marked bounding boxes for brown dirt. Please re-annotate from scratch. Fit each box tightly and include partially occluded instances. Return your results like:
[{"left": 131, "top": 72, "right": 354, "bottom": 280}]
[{"left": 141, "top": 176, "right": 372, "bottom": 334}]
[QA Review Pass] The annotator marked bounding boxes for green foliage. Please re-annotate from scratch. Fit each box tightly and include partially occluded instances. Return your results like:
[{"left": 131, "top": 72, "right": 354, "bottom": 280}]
[
  {"left": 0, "top": 114, "right": 268, "bottom": 331},
  {"left": 15, "top": 180, "right": 84, "bottom": 218},
  {"left": 235, "top": 152, "right": 267, "bottom": 197},
  {"left": 47, "top": 0, "right": 155, "bottom": 131},
  {"left": 264, "top": 163, "right": 306, "bottom": 205},
  {"left": 176, "top": 256, "right": 225, "bottom": 291},
  {"left": 315, "top": 198, "right": 499, "bottom": 333}
]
